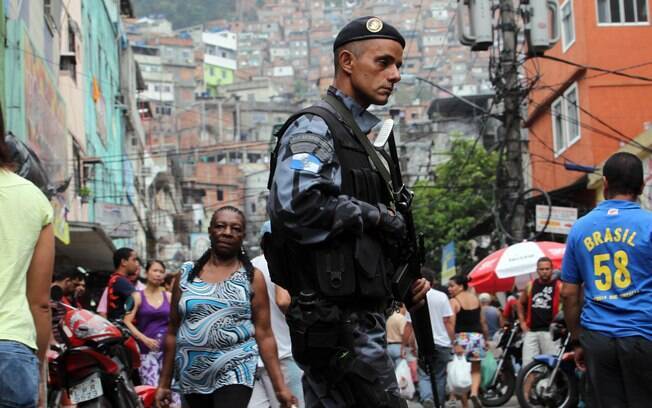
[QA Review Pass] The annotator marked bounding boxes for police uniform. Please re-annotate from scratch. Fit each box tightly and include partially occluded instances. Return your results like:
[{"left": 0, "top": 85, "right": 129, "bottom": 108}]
[{"left": 267, "top": 17, "right": 408, "bottom": 408}]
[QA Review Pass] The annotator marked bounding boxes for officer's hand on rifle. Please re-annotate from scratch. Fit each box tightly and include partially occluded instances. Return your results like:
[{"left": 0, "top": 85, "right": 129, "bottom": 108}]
[
  {"left": 409, "top": 278, "right": 430, "bottom": 311},
  {"left": 357, "top": 201, "right": 406, "bottom": 238},
  {"left": 377, "top": 204, "right": 407, "bottom": 238}
]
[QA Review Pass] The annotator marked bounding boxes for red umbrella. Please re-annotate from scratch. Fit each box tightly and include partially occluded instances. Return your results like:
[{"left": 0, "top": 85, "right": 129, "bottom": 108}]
[{"left": 469, "top": 241, "right": 565, "bottom": 294}]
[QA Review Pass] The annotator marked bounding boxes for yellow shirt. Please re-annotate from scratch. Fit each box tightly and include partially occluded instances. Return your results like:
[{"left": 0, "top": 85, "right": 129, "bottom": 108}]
[{"left": 0, "top": 169, "right": 53, "bottom": 349}]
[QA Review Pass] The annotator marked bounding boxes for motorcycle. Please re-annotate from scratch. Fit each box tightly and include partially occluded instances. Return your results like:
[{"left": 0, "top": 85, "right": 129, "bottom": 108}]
[
  {"left": 480, "top": 321, "right": 522, "bottom": 406},
  {"left": 515, "top": 317, "right": 580, "bottom": 408},
  {"left": 48, "top": 302, "right": 143, "bottom": 408}
]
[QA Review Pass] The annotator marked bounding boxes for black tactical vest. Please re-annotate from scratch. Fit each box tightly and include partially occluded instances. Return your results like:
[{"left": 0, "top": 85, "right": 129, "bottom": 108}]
[{"left": 267, "top": 102, "right": 396, "bottom": 306}]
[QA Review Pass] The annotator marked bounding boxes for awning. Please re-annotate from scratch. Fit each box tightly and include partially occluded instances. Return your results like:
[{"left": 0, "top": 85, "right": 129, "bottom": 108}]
[{"left": 55, "top": 222, "right": 116, "bottom": 272}]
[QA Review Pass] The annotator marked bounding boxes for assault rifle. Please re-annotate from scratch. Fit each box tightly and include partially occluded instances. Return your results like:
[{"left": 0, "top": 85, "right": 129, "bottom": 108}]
[{"left": 386, "top": 134, "right": 441, "bottom": 408}]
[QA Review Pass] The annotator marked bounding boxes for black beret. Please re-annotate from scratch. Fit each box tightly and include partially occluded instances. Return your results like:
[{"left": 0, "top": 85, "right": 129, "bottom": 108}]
[{"left": 333, "top": 16, "right": 405, "bottom": 51}]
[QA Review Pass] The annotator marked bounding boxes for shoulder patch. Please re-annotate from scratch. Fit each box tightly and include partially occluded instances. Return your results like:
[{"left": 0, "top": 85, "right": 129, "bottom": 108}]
[
  {"left": 290, "top": 153, "right": 323, "bottom": 174},
  {"left": 289, "top": 133, "right": 333, "bottom": 163}
]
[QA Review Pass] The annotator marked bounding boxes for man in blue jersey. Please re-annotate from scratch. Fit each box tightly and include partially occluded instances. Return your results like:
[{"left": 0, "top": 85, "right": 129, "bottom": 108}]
[{"left": 561, "top": 152, "right": 652, "bottom": 407}]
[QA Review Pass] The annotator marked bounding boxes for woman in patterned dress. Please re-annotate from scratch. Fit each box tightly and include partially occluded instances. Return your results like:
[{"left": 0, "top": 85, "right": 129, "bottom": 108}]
[
  {"left": 448, "top": 275, "right": 490, "bottom": 408},
  {"left": 156, "top": 206, "right": 296, "bottom": 408}
]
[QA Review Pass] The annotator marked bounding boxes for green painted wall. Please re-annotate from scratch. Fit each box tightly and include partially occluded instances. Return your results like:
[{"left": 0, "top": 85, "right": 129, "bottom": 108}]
[
  {"left": 82, "top": 0, "right": 126, "bottom": 221},
  {"left": 204, "top": 63, "right": 234, "bottom": 95}
]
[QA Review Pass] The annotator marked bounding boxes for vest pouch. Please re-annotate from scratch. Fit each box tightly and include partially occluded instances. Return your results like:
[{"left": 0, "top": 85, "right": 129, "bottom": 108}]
[
  {"left": 286, "top": 300, "right": 344, "bottom": 367},
  {"left": 354, "top": 235, "right": 391, "bottom": 299},
  {"left": 313, "top": 242, "right": 356, "bottom": 297},
  {"left": 350, "top": 168, "right": 383, "bottom": 205}
]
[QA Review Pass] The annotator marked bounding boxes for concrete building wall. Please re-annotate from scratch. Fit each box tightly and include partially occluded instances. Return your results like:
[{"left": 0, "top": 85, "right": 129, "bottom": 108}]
[{"left": 59, "top": 0, "right": 88, "bottom": 223}]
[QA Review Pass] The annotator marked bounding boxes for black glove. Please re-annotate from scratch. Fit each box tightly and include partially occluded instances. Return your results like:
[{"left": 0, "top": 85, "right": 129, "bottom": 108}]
[
  {"left": 377, "top": 203, "right": 407, "bottom": 238},
  {"left": 355, "top": 199, "right": 381, "bottom": 228},
  {"left": 355, "top": 200, "right": 406, "bottom": 237}
]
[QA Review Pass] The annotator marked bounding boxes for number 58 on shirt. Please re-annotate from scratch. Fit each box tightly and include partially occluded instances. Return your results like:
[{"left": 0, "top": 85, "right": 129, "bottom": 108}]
[{"left": 593, "top": 250, "right": 632, "bottom": 292}]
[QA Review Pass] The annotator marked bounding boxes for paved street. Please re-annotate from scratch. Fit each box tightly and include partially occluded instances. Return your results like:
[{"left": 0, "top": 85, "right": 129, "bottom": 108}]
[{"left": 407, "top": 396, "right": 519, "bottom": 408}]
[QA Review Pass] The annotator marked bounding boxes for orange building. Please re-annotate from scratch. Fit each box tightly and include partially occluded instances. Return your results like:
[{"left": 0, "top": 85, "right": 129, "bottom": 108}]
[{"left": 525, "top": 0, "right": 652, "bottom": 199}]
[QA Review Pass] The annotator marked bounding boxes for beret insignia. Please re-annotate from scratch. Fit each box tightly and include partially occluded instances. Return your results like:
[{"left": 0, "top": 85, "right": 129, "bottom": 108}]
[{"left": 366, "top": 17, "right": 383, "bottom": 33}]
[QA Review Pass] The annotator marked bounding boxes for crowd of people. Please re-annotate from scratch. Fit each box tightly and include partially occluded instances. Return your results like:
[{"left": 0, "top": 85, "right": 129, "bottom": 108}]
[
  {"left": 385, "top": 257, "right": 570, "bottom": 408},
  {"left": 2, "top": 11, "right": 652, "bottom": 408}
]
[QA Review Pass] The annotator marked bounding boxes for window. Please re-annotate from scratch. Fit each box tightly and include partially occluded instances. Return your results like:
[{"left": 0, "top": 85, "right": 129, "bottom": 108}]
[
  {"left": 565, "top": 86, "right": 580, "bottom": 143},
  {"left": 68, "top": 21, "right": 76, "bottom": 53},
  {"left": 44, "top": 0, "right": 60, "bottom": 33},
  {"left": 552, "top": 100, "right": 565, "bottom": 154},
  {"left": 217, "top": 189, "right": 224, "bottom": 201},
  {"left": 597, "top": 0, "right": 648, "bottom": 24},
  {"left": 561, "top": 1, "right": 575, "bottom": 51},
  {"left": 551, "top": 83, "right": 581, "bottom": 155}
]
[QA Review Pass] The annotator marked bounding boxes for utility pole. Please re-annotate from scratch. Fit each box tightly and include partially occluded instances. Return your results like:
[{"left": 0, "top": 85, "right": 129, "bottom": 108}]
[
  {"left": 499, "top": 0, "right": 525, "bottom": 241},
  {"left": 456, "top": 0, "right": 559, "bottom": 242}
]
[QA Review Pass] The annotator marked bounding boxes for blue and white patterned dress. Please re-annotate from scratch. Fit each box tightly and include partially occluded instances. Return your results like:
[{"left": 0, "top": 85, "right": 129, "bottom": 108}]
[{"left": 173, "top": 262, "right": 258, "bottom": 395}]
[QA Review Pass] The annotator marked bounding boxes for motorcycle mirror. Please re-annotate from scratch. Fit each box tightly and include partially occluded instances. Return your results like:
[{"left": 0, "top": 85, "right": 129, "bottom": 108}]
[{"left": 373, "top": 119, "right": 394, "bottom": 147}]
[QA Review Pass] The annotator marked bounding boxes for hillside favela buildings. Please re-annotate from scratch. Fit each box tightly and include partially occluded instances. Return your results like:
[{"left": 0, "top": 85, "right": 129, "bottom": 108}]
[{"left": 2, "top": 0, "right": 493, "bottom": 280}]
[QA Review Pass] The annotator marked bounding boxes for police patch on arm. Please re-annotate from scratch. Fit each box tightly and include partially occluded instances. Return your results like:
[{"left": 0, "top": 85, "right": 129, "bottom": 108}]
[{"left": 287, "top": 133, "right": 333, "bottom": 174}]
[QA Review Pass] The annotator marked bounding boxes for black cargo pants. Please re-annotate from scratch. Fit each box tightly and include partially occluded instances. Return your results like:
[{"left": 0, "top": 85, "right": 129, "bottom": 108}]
[{"left": 581, "top": 329, "right": 652, "bottom": 408}]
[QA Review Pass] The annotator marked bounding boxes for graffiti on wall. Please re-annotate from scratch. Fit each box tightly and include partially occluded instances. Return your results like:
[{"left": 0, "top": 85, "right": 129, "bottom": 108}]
[
  {"left": 92, "top": 77, "right": 108, "bottom": 144},
  {"left": 23, "top": 32, "right": 68, "bottom": 183}
]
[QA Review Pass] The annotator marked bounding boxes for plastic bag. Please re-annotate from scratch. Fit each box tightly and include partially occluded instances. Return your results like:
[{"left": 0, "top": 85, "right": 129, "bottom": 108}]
[
  {"left": 395, "top": 358, "right": 415, "bottom": 399},
  {"left": 481, "top": 352, "right": 498, "bottom": 390},
  {"left": 447, "top": 354, "right": 472, "bottom": 394}
]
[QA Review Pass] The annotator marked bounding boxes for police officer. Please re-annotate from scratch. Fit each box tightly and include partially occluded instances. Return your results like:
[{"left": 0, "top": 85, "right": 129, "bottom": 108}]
[
  {"left": 562, "top": 152, "right": 652, "bottom": 407},
  {"left": 267, "top": 16, "right": 430, "bottom": 408}
]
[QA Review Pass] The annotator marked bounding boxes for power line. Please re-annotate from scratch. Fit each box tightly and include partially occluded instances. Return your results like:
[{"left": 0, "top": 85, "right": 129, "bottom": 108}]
[
  {"left": 527, "top": 96, "right": 652, "bottom": 156},
  {"left": 415, "top": 76, "right": 495, "bottom": 117},
  {"left": 535, "top": 54, "right": 652, "bottom": 83},
  {"left": 532, "top": 60, "right": 652, "bottom": 91},
  {"left": 67, "top": 140, "right": 270, "bottom": 164}
]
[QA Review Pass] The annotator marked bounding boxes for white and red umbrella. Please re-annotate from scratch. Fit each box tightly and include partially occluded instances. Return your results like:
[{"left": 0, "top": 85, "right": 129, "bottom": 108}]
[{"left": 469, "top": 241, "right": 566, "bottom": 294}]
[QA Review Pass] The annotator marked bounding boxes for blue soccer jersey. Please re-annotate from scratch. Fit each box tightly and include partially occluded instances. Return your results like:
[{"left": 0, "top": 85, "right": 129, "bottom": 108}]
[{"left": 562, "top": 200, "right": 652, "bottom": 340}]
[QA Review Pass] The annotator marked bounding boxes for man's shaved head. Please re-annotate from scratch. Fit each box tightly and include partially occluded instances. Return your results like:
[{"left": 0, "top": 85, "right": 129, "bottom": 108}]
[{"left": 333, "top": 41, "right": 365, "bottom": 74}]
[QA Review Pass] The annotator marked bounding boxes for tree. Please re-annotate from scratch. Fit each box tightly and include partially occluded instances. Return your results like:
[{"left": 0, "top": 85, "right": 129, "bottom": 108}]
[{"left": 412, "top": 138, "right": 498, "bottom": 276}]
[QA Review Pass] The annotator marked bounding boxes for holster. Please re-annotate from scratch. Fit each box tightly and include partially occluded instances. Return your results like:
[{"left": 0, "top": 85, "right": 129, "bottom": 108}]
[{"left": 286, "top": 298, "right": 351, "bottom": 368}]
